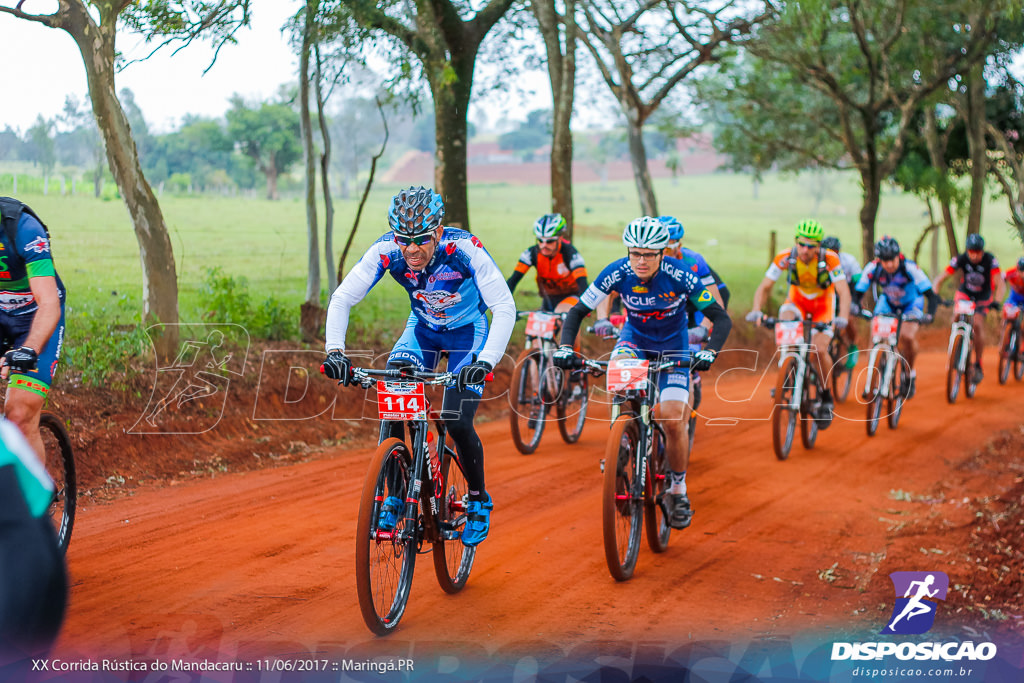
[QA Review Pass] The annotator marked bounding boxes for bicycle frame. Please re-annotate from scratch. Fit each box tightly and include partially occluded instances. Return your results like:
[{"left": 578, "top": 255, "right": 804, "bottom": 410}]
[
  {"left": 864, "top": 313, "right": 907, "bottom": 402},
  {"left": 946, "top": 303, "right": 975, "bottom": 374},
  {"left": 765, "top": 316, "right": 831, "bottom": 411}
]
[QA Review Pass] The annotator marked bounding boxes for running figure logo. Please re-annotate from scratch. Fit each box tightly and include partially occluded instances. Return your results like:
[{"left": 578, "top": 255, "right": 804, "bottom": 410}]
[{"left": 881, "top": 571, "right": 949, "bottom": 634}]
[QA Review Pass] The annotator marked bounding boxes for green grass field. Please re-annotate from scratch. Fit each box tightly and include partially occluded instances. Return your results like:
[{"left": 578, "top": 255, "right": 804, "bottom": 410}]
[{"left": 3, "top": 169, "right": 1023, "bottom": 353}]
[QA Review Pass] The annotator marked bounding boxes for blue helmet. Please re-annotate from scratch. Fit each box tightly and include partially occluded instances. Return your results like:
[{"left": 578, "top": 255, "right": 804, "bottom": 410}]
[
  {"left": 658, "top": 216, "right": 684, "bottom": 242},
  {"left": 388, "top": 186, "right": 444, "bottom": 236}
]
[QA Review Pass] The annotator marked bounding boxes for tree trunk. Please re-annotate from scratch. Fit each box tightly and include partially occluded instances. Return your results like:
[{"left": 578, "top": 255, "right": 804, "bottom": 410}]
[
  {"left": 965, "top": 62, "right": 986, "bottom": 237},
  {"left": 625, "top": 116, "right": 657, "bottom": 216},
  {"left": 298, "top": 1, "right": 322, "bottom": 342},
  {"left": 315, "top": 46, "right": 336, "bottom": 288},
  {"left": 431, "top": 65, "right": 473, "bottom": 230},
  {"left": 921, "top": 107, "right": 959, "bottom": 258},
  {"left": 534, "top": 0, "right": 576, "bottom": 238},
  {"left": 858, "top": 168, "right": 882, "bottom": 265},
  {"left": 265, "top": 165, "right": 280, "bottom": 200},
  {"left": 68, "top": 4, "right": 178, "bottom": 359}
]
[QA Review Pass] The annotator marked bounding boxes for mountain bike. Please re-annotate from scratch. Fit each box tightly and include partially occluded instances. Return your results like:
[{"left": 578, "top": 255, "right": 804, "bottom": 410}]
[
  {"left": 761, "top": 315, "right": 833, "bottom": 461},
  {"left": 998, "top": 302, "right": 1024, "bottom": 384},
  {"left": 343, "top": 365, "right": 488, "bottom": 635},
  {"left": 1, "top": 373, "right": 76, "bottom": 554},
  {"left": 583, "top": 354, "right": 694, "bottom": 582},
  {"left": 508, "top": 311, "right": 589, "bottom": 453},
  {"left": 860, "top": 309, "right": 914, "bottom": 436},
  {"left": 943, "top": 299, "right": 981, "bottom": 403}
]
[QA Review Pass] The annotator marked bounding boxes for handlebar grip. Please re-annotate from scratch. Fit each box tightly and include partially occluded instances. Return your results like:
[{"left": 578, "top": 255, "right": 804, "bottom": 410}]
[
  {"left": 485, "top": 372, "right": 494, "bottom": 382},
  {"left": 319, "top": 364, "right": 326, "bottom": 374}
]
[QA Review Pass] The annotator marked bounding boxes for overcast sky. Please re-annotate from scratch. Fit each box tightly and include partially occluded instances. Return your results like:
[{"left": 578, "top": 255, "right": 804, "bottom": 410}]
[{"left": 0, "top": 1, "right": 571, "bottom": 135}]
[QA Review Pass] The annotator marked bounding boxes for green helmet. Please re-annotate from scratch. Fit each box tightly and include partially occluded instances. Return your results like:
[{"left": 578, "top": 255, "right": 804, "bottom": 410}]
[
  {"left": 795, "top": 219, "right": 824, "bottom": 242},
  {"left": 533, "top": 213, "right": 567, "bottom": 240}
]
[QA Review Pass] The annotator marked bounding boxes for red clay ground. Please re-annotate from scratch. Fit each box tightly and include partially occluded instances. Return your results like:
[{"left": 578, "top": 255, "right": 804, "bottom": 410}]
[{"left": 43, "top": 340, "right": 1024, "bottom": 671}]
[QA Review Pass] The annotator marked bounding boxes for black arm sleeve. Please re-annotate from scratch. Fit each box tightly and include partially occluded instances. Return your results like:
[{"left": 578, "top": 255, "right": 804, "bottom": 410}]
[
  {"left": 574, "top": 275, "right": 588, "bottom": 296},
  {"left": 851, "top": 287, "right": 864, "bottom": 308},
  {"left": 560, "top": 300, "right": 593, "bottom": 347},
  {"left": 925, "top": 289, "right": 940, "bottom": 317},
  {"left": 699, "top": 300, "right": 732, "bottom": 353},
  {"left": 506, "top": 270, "right": 523, "bottom": 294}
]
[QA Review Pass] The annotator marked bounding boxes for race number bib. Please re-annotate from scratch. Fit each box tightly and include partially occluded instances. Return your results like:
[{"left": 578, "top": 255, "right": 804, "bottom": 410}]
[
  {"left": 606, "top": 358, "right": 649, "bottom": 392},
  {"left": 1003, "top": 304, "right": 1019, "bottom": 320},
  {"left": 774, "top": 321, "right": 803, "bottom": 346},
  {"left": 871, "top": 315, "right": 899, "bottom": 341},
  {"left": 526, "top": 312, "right": 558, "bottom": 340},
  {"left": 954, "top": 299, "right": 976, "bottom": 316},
  {"left": 376, "top": 381, "right": 427, "bottom": 421}
]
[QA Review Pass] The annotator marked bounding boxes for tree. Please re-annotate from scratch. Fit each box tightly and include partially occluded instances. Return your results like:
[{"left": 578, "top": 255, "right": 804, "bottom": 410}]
[
  {"left": 298, "top": 0, "right": 323, "bottom": 341},
  {"left": 736, "top": 0, "right": 1007, "bottom": 262},
  {"left": 58, "top": 94, "right": 107, "bottom": 197},
  {"left": 337, "top": 0, "right": 516, "bottom": 229},
  {"left": 498, "top": 109, "right": 551, "bottom": 156},
  {"left": 0, "top": 0, "right": 251, "bottom": 358},
  {"left": 576, "top": 0, "right": 770, "bottom": 216},
  {"left": 25, "top": 116, "right": 57, "bottom": 183},
  {"left": 532, "top": 0, "right": 578, "bottom": 236},
  {"left": 226, "top": 96, "right": 302, "bottom": 200}
]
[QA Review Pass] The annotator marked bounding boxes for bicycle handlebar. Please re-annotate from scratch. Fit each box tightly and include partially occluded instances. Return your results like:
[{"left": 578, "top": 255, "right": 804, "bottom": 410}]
[
  {"left": 580, "top": 356, "right": 695, "bottom": 374},
  {"left": 321, "top": 365, "right": 494, "bottom": 389},
  {"left": 759, "top": 316, "right": 832, "bottom": 332}
]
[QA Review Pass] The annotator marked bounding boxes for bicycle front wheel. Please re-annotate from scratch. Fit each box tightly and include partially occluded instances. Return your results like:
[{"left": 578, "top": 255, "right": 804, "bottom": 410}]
[
  {"left": 865, "top": 349, "right": 884, "bottom": 437},
  {"left": 603, "top": 415, "right": 643, "bottom": 581},
  {"left": 965, "top": 342, "right": 979, "bottom": 398},
  {"left": 1014, "top": 328, "right": 1024, "bottom": 381},
  {"left": 946, "top": 336, "right": 963, "bottom": 404},
  {"left": 999, "top": 322, "right": 1013, "bottom": 385},
  {"left": 772, "top": 357, "right": 798, "bottom": 461},
  {"left": 432, "top": 441, "right": 476, "bottom": 594},
  {"left": 509, "top": 349, "right": 546, "bottom": 454},
  {"left": 39, "top": 412, "right": 75, "bottom": 554},
  {"left": 887, "top": 352, "right": 909, "bottom": 429},
  {"left": 355, "top": 437, "right": 416, "bottom": 635},
  {"left": 556, "top": 369, "right": 589, "bottom": 444},
  {"left": 800, "top": 368, "right": 819, "bottom": 450}
]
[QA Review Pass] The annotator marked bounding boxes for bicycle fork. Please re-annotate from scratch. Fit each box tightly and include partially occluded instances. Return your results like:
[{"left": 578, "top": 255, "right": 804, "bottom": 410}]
[
  {"left": 865, "top": 345, "right": 895, "bottom": 399},
  {"left": 947, "top": 322, "right": 973, "bottom": 373}
]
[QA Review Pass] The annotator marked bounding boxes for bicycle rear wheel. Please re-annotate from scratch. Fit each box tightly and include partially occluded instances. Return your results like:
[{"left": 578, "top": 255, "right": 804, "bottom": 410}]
[
  {"left": 556, "top": 368, "right": 589, "bottom": 444},
  {"left": 355, "top": 437, "right": 416, "bottom": 635},
  {"left": 865, "top": 348, "right": 884, "bottom": 437},
  {"left": 999, "top": 322, "right": 1013, "bottom": 385},
  {"left": 39, "top": 412, "right": 75, "bottom": 554},
  {"left": 799, "top": 368, "right": 819, "bottom": 450},
  {"left": 946, "top": 336, "right": 963, "bottom": 404},
  {"left": 432, "top": 441, "right": 476, "bottom": 593},
  {"left": 603, "top": 415, "right": 643, "bottom": 581},
  {"left": 772, "top": 357, "right": 798, "bottom": 461},
  {"left": 644, "top": 426, "right": 670, "bottom": 553},
  {"left": 508, "top": 349, "right": 546, "bottom": 454},
  {"left": 887, "top": 352, "right": 908, "bottom": 429}
]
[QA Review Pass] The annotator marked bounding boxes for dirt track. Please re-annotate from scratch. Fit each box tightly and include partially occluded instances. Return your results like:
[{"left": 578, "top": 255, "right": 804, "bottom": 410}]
[{"left": 51, "top": 348, "right": 1024, "bottom": 665}]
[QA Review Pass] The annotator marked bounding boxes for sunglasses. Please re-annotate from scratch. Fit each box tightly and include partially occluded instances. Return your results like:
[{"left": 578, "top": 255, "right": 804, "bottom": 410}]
[
  {"left": 796, "top": 241, "right": 820, "bottom": 249},
  {"left": 537, "top": 237, "right": 559, "bottom": 245},
  {"left": 627, "top": 250, "right": 662, "bottom": 261},
  {"left": 394, "top": 233, "right": 434, "bottom": 247}
]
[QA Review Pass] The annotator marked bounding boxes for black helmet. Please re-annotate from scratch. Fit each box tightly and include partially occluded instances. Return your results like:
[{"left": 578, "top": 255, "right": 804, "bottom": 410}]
[
  {"left": 874, "top": 236, "right": 901, "bottom": 260},
  {"left": 966, "top": 233, "right": 985, "bottom": 252},
  {"left": 821, "top": 236, "right": 841, "bottom": 252},
  {"left": 387, "top": 186, "right": 445, "bottom": 236},
  {"left": 1017, "top": 256, "right": 1024, "bottom": 271}
]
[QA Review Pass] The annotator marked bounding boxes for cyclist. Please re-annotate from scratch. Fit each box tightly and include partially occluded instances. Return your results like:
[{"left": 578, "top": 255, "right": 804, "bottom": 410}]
[
  {"left": 0, "top": 417, "right": 67, "bottom": 666},
  {"left": 932, "top": 233, "right": 1005, "bottom": 381},
  {"left": 852, "top": 236, "right": 939, "bottom": 398},
  {"left": 822, "top": 235, "right": 861, "bottom": 369},
  {"left": 746, "top": 219, "right": 852, "bottom": 422},
  {"left": 322, "top": 186, "right": 516, "bottom": 547},
  {"left": 553, "top": 217, "right": 732, "bottom": 530},
  {"left": 1002, "top": 256, "right": 1024, "bottom": 310},
  {"left": 0, "top": 198, "right": 66, "bottom": 467},
  {"left": 506, "top": 213, "right": 588, "bottom": 314},
  {"left": 660, "top": 215, "right": 730, "bottom": 310}
]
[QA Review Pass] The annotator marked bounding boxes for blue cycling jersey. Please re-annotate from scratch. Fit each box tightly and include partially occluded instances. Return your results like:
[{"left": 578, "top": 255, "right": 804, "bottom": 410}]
[
  {"left": 581, "top": 256, "right": 714, "bottom": 342},
  {"left": 325, "top": 228, "right": 516, "bottom": 368},
  {"left": 856, "top": 258, "right": 933, "bottom": 310},
  {"left": 0, "top": 213, "right": 66, "bottom": 315}
]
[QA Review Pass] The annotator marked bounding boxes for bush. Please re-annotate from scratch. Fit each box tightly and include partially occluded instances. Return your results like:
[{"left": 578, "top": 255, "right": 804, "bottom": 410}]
[
  {"left": 63, "top": 296, "right": 152, "bottom": 388},
  {"left": 199, "top": 267, "right": 297, "bottom": 340}
]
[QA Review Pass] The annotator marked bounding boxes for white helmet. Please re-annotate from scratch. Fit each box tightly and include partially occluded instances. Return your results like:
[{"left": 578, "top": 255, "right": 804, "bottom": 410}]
[{"left": 622, "top": 216, "right": 670, "bottom": 250}]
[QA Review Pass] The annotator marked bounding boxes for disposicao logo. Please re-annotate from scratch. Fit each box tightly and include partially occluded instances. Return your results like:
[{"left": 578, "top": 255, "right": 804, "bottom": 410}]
[{"left": 831, "top": 570, "right": 998, "bottom": 663}]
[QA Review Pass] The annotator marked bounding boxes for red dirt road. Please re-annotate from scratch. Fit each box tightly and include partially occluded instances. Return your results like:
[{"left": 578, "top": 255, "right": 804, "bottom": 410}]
[{"left": 51, "top": 349, "right": 1024, "bottom": 666}]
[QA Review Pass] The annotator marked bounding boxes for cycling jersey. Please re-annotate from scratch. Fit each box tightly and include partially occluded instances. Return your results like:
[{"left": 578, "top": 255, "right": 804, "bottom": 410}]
[
  {"left": 856, "top": 258, "right": 933, "bottom": 312},
  {"left": 580, "top": 256, "right": 715, "bottom": 342},
  {"left": 506, "top": 240, "right": 587, "bottom": 311},
  {"left": 325, "top": 228, "right": 516, "bottom": 368},
  {"left": 945, "top": 252, "right": 1000, "bottom": 301},
  {"left": 838, "top": 252, "right": 862, "bottom": 281},
  {"left": 765, "top": 248, "right": 845, "bottom": 299},
  {"left": 1004, "top": 268, "right": 1024, "bottom": 307}
]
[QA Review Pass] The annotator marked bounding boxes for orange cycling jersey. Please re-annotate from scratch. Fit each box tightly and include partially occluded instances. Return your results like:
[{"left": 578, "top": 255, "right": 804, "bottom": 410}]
[
  {"left": 508, "top": 241, "right": 587, "bottom": 302},
  {"left": 765, "top": 248, "right": 845, "bottom": 322}
]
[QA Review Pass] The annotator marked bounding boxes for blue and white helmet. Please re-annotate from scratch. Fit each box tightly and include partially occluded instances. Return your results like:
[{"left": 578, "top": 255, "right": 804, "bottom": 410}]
[
  {"left": 658, "top": 216, "right": 684, "bottom": 242},
  {"left": 388, "top": 186, "right": 445, "bottom": 236},
  {"left": 623, "top": 216, "right": 670, "bottom": 250}
]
